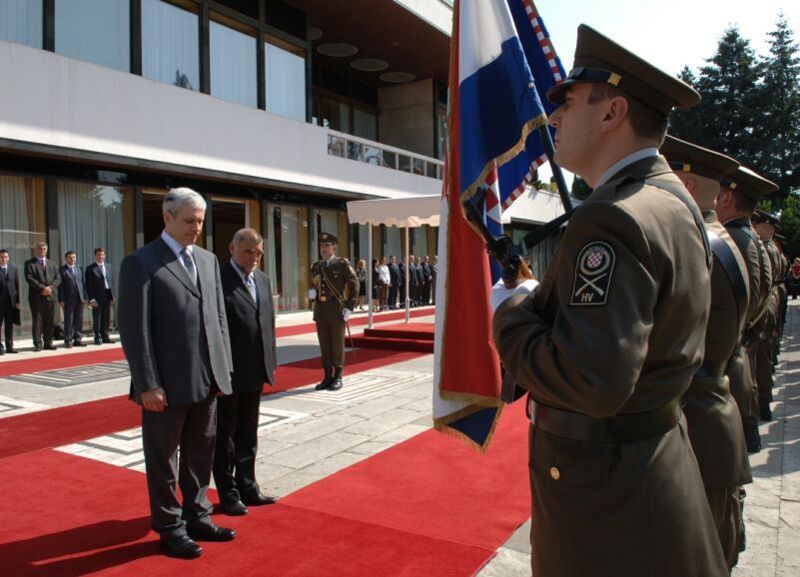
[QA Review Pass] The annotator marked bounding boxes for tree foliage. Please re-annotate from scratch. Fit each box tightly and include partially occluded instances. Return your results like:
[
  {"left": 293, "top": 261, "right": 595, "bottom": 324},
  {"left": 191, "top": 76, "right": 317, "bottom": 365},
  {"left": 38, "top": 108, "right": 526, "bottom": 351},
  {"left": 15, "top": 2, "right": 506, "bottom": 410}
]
[{"left": 671, "top": 14, "right": 800, "bottom": 257}]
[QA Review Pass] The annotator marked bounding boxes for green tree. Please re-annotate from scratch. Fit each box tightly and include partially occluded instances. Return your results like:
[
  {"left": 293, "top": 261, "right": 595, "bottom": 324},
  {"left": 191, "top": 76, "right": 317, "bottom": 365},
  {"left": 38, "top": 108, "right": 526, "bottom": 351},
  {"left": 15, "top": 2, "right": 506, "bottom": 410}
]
[
  {"left": 671, "top": 27, "right": 763, "bottom": 165},
  {"left": 755, "top": 14, "right": 800, "bottom": 197}
]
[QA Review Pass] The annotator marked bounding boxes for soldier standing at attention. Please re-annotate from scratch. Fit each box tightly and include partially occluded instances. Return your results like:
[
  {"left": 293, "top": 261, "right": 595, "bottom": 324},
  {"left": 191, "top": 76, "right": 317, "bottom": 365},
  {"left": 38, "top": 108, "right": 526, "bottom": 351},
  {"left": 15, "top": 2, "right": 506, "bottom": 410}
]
[
  {"left": 308, "top": 233, "right": 359, "bottom": 391},
  {"left": 716, "top": 167, "right": 778, "bottom": 452},
  {"left": 661, "top": 135, "right": 752, "bottom": 570},
  {"left": 752, "top": 210, "right": 781, "bottom": 421},
  {"left": 492, "top": 25, "right": 729, "bottom": 576}
]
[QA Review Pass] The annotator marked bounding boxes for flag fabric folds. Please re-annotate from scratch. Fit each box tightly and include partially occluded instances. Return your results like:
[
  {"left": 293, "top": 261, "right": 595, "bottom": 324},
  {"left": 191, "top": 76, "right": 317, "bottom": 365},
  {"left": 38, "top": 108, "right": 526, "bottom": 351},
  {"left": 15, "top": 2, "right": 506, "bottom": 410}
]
[{"left": 433, "top": 0, "right": 565, "bottom": 452}]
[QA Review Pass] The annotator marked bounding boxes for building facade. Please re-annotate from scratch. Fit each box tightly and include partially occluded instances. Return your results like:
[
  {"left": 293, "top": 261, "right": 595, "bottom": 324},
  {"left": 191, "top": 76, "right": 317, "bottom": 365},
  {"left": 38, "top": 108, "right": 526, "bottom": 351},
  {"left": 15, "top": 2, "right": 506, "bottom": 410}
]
[{"left": 0, "top": 0, "right": 456, "bottom": 338}]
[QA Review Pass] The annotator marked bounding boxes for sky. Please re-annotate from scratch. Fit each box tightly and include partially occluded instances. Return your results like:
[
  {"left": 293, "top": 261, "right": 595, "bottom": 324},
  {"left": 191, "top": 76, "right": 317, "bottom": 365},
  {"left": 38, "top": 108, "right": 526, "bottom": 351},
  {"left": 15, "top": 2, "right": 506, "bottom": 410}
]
[{"left": 534, "top": 0, "right": 800, "bottom": 76}]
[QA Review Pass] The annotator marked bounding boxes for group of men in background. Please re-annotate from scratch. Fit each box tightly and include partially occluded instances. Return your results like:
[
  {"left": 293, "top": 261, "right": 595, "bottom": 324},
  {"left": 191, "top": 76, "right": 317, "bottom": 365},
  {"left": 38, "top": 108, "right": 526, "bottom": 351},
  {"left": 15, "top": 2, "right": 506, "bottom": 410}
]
[
  {"left": 0, "top": 244, "right": 115, "bottom": 353},
  {"left": 384, "top": 254, "right": 437, "bottom": 309}
]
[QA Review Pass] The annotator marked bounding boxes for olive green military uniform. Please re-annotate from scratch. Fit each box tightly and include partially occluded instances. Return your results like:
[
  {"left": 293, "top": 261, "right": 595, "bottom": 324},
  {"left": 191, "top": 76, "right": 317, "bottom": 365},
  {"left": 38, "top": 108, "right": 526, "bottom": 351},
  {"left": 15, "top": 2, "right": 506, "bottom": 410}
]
[
  {"left": 661, "top": 135, "right": 752, "bottom": 568},
  {"left": 494, "top": 156, "right": 727, "bottom": 577},
  {"left": 311, "top": 254, "right": 358, "bottom": 383},
  {"left": 755, "top": 237, "right": 780, "bottom": 412}
]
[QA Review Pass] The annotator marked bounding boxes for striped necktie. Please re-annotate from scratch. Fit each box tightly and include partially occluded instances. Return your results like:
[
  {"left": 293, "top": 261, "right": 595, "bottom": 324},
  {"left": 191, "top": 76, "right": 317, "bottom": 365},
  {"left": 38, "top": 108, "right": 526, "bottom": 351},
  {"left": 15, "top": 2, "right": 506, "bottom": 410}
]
[{"left": 180, "top": 248, "right": 197, "bottom": 286}]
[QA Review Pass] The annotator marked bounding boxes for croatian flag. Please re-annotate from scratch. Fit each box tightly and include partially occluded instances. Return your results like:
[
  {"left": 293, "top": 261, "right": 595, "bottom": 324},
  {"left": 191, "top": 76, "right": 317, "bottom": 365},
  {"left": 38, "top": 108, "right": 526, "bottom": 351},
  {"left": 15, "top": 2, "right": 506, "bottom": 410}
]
[{"left": 433, "top": 0, "right": 565, "bottom": 451}]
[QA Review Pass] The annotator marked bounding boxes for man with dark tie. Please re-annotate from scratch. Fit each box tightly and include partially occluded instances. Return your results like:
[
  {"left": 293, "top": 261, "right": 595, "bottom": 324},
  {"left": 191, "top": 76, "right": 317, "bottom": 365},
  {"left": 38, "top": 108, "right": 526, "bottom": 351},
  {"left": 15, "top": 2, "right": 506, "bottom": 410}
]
[
  {"left": 57, "top": 251, "right": 88, "bottom": 348},
  {"left": 118, "top": 187, "right": 235, "bottom": 559},
  {"left": 24, "top": 241, "right": 60, "bottom": 352},
  {"left": 0, "top": 249, "right": 20, "bottom": 355},
  {"left": 214, "top": 228, "right": 278, "bottom": 517},
  {"left": 85, "top": 247, "right": 115, "bottom": 345}
]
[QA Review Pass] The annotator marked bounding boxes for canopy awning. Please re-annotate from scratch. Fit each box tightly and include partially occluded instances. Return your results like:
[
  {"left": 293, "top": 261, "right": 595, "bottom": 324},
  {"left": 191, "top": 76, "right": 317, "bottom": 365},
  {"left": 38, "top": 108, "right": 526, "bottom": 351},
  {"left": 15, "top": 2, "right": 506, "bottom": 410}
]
[{"left": 346, "top": 195, "right": 441, "bottom": 228}]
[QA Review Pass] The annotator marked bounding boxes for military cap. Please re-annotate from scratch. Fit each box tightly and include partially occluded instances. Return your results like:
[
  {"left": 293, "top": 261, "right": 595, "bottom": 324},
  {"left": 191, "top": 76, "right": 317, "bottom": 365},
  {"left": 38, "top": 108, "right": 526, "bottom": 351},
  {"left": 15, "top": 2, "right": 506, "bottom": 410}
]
[
  {"left": 319, "top": 232, "right": 338, "bottom": 244},
  {"left": 721, "top": 166, "right": 779, "bottom": 201},
  {"left": 752, "top": 209, "right": 780, "bottom": 226},
  {"left": 547, "top": 25, "right": 701, "bottom": 115},
  {"left": 660, "top": 135, "right": 739, "bottom": 182}
]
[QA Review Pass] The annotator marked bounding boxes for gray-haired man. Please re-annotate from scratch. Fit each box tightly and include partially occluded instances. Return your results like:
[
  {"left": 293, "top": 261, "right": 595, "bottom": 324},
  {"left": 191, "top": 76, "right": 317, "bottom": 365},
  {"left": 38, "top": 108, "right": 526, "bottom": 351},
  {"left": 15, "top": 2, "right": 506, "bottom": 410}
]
[{"left": 118, "top": 187, "right": 235, "bottom": 559}]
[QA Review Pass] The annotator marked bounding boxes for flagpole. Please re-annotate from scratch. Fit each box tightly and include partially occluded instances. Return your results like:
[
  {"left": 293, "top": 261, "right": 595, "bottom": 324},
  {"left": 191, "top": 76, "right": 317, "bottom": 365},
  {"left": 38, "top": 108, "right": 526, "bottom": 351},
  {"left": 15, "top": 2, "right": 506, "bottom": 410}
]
[{"left": 537, "top": 125, "right": 573, "bottom": 212}]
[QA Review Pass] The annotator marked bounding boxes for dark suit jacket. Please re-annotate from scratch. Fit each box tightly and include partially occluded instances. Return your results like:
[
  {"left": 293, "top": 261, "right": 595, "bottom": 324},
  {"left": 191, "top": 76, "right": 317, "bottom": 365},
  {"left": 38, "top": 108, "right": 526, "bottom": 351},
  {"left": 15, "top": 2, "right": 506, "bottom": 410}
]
[
  {"left": 118, "top": 238, "right": 233, "bottom": 406},
  {"left": 24, "top": 257, "right": 60, "bottom": 302},
  {"left": 222, "top": 263, "right": 277, "bottom": 393},
  {"left": 0, "top": 264, "right": 19, "bottom": 310},
  {"left": 58, "top": 265, "right": 87, "bottom": 305},
  {"left": 388, "top": 262, "right": 399, "bottom": 287},
  {"left": 85, "top": 262, "right": 113, "bottom": 304}
]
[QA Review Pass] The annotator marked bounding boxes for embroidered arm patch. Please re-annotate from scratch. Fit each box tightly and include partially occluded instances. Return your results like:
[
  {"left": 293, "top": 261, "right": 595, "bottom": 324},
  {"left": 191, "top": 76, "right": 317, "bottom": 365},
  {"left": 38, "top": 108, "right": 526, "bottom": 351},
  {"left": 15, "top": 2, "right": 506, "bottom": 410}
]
[{"left": 570, "top": 241, "right": 615, "bottom": 306}]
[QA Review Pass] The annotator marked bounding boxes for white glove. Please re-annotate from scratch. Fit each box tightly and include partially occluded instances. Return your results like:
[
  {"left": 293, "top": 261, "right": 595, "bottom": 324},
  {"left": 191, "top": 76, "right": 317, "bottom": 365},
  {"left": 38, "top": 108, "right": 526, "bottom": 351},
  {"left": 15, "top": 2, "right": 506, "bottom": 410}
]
[
  {"left": 490, "top": 278, "right": 539, "bottom": 312},
  {"left": 342, "top": 308, "right": 352, "bottom": 322},
  {"left": 308, "top": 288, "right": 317, "bottom": 300}
]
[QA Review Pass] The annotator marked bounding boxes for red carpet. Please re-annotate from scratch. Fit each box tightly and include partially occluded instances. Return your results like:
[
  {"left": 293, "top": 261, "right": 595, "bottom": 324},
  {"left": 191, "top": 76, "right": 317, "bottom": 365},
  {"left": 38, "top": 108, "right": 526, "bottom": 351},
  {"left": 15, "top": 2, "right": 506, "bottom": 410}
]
[
  {"left": 0, "top": 348, "right": 425, "bottom": 460},
  {"left": 352, "top": 322, "right": 435, "bottom": 353},
  {"left": 0, "top": 449, "right": 495, "bottom": 577},
  {"left": 283, "top": 399, "right": 531, "bottom": 550},
  {"left": 0, "top": 308, "right": 434, "bottom": 378}
]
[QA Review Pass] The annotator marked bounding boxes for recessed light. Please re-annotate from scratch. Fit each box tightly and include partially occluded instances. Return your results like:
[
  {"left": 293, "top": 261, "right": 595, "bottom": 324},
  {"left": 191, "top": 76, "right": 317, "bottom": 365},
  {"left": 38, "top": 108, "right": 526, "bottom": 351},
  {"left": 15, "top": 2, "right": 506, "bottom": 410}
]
[
  {"left": 317, "top": 43, "right": 358, "bottom": 57},
  {"left": 351, "top": 58, "right": 389, "bottom": 72},
  {"left": 310, "top": 27, "right": 323, "bottom": 41},
  {"left": 380, "top": 71, "right": 416, "bottom": 83}
]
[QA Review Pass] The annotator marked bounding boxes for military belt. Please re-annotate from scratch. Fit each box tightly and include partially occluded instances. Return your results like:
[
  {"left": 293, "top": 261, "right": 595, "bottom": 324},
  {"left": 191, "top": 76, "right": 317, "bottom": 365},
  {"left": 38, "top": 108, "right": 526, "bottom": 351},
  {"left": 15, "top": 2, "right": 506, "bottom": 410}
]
[
  {"left": 693, "top": 360, "right": 728, "bottom": 378},
  {"left": 529, "top": 397, "right": 682, "bottom": 444}
]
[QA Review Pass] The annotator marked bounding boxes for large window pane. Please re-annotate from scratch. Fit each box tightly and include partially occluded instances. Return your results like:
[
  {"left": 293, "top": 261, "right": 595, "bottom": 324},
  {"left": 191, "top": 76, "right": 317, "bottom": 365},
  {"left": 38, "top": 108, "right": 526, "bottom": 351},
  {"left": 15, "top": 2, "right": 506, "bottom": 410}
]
[
  {"left": 55, "top": 0, "right": 130, "bottom": 72},
  {"left": 267, "top": 204, "right": 309, "bottom": 312},
  {"left": 265, "top": 41, "right": 306, "bottom": 122},
  {"left": 0, "top": 175, "right": 46, "bottom": 340},
  {"left": 0, "top": 0, "right": 43, "bottom": 48},
  {"left": 353, "top": 108, "right": 377, "bottom": 141},
  {"left": 210, "top": 21, "right": 257, "bottom": 108},
  {"left": 57, "top": 182, "right": 133, "bottom": 332},
  {"left": 142, "top": 0, "right": 199, "bottom": 91}
]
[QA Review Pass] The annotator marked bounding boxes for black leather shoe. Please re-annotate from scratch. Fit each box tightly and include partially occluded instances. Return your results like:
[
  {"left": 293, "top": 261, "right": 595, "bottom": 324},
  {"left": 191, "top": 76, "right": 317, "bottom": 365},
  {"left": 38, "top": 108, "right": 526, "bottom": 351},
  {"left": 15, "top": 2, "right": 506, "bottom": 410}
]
[
  {"left": 94, "top": 338, "right": 102, "bottom": 345},
  {"left": 315, "top": 377, "right": 333, "bottom": 390},
  {"left": 160, "top": 535, "right": 203, "bottom": 559},
  {"left": 328, "top": 378, "right": 343, "bottom": 391},
  {"left": 102, "top": 338, "right": 115, "bottom": 344},
  {"left": 221, "top": 499, "right": 249, "bottom": 516},
  {"left": 65, "top": 343, "right": 73, "bottom": 349},
  {"left": 0, "top": 349, "right": 4, "bottom": 355},
  {"left": 33, "top": 345, "right": 42, "bottom": 352},
  {"left": 6, "top": 347, "right": 17, "bottom": 354},
  {"left": 745, "top": 422, "right": 761, "bottom": 454},
  {"left": 186, "top": 522, "right": 236, "bottom": 542},
  {"left": 241, "top": 491, "right": 277, "bottom": 506},
  {"left": 43, "top": 344, "right": 57, "bottom": 351},
  {"left": 74, "top": 341, "right": 87, "bottom": 347}
]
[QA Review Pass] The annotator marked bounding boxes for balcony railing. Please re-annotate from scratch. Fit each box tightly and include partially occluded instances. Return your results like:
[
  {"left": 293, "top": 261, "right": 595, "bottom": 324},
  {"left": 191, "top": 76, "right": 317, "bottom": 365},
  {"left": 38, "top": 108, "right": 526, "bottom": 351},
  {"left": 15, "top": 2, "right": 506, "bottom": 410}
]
[{"left": 327, "top": 131, "right": 444, "bottom": 180}]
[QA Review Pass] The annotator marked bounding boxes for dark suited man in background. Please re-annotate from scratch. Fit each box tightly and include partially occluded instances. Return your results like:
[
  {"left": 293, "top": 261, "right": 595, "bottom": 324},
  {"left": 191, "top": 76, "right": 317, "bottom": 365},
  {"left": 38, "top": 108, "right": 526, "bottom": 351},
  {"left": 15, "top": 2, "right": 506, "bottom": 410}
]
[
  {"left": 25, "top": 241, "right": 60, "bottom": 352},
  {"left": 214, "top": 228, "right": 277, "bottom": 517},
  {"left": 398, "top": 255, "right": 407, "bottom": 308},
  {"left": 85, "top": 247, "right": 115, "bottom": 345},
  {"left": 421, "top": 255, "right": 433, "bottom": 305},
  {"left": 118, "top": 187, "right": 235, "bottom": 559},
  {"left": 0, "top": 249, "right": 20, "bottom": 354},
  {"left": 58, "top": 251, "right": 87, "bottom": 348},
  {"left": 388, "top": 255, "right": 399, "bottom": 309}
]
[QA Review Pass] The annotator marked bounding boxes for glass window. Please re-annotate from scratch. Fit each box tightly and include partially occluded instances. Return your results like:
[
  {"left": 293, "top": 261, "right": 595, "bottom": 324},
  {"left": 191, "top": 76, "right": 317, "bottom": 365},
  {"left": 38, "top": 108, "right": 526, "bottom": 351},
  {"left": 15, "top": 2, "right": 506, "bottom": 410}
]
[
  {"left": 265, "top": 41, "right": 306, "bottom": 122},
  {"left": 327, "top": 135, "right": 346, "bottom": 158},
  {"left": 210, "top": 20, "right": 257, "bottom": 108},
  {"left": 142, "top": 0, "right": 199, "bottom": 91},
  {"left": 0, "top": 175, "right": 46, "bottom": 340},
  {"left": 382, "top": 150, "right": 397, "bottom": 169},
  {"left": 347, "top": 141, "right": 363, "bottom": 162},
  {"left": 267, "top": 204, "right": 309, "bottom": 312},
  {"left": 398, "top": 155, "right": 411, "bottom": 173},
  {"left": 412, "top": 158, "right": 425, "bottom": 175},
  {"left": 353, "top": 109, "right": 377, "bottom": 141},
  {"left": 426, "top": 162, "right": 438, "bottom": 179},
  {"left": 57, "top": 183, "right": 133, "bottom": 315},
  {"left": 364, "top": 145, "right": 381, "bottom": 166},
  {"left": 55, "top": 0, "right": 130, "bottom": 72},
  {"left": 0, "top": 0, "right": 43, "bottom": 48}
]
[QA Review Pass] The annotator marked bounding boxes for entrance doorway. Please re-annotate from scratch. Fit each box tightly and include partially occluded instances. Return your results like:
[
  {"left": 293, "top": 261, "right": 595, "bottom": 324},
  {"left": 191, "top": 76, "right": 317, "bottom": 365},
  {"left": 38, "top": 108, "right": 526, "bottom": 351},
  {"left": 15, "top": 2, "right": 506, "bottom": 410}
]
[{"left": 211, "top": 199, "right": 246, "bottom": 265}]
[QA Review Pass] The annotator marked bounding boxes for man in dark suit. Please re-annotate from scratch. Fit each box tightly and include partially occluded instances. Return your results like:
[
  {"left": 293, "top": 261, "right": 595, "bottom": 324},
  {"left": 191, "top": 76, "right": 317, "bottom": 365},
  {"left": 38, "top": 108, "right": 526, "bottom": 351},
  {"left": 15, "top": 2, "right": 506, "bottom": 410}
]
[
  {"left": 0, "top": 249, "right": 20, "bottom": 354},
  {"left": 421, "top": 256, "right": 433, "bottom": 305},
  {"left": 118, "top": 188, "right": 235, "bottom": 559},
  {"left": 58, "top": 251, "right": 87, "bottom": 348},
  {"left": 214, "top": 228, "right": 277, "bottom": 517},
  {"left": 85, "top": 247, "right": 115, "bottom": 345},
  {"left": 24, "top": 241, "right": 60, "bottom": 351},
  {"left": 387, "top": 255, "right": 399, "bottom": 309},
  {"left": 398, "top": 255, "right": 407, "bottom": 307}
]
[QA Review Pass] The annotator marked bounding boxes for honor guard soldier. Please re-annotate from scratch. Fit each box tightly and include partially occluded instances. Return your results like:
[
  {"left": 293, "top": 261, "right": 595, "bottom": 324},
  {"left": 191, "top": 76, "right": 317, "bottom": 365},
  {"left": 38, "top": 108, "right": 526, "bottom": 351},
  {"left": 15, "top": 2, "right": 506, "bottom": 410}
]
[
  {"left": 752, "top": 209, "right": 782, "bottom": 421},
  {"left": 716, "top": 167, "right": 778, "bottom": 451},
  {"left": 308, "top": 233, "right": 359, "bottom": 391},
  {"left": 492, "top": 25, "right": 730, "bottom": 577},
  {"left": 661, "top": 135, "right": 752, "bottom": 569},
  {"left": 774, "top": 233, "right": 789, "bottom": 338}
]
